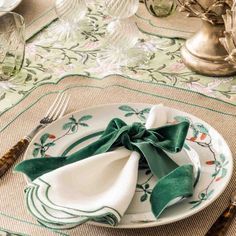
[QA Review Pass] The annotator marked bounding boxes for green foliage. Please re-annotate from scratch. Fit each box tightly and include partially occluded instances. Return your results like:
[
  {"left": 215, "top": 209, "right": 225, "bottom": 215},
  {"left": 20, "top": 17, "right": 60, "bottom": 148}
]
[
  {"left": 40, "top": 133, "right": 49, "bottom": 144},
  {"left": 119, "top": 105, "right": 135, "bottom": 112},
  {"left": 79, "top": 115, "right": 93, "bottom": 122},
  {"left": 195, "top": 123, "right": 208, "bottom": 134},
  {"left": 141, "top": 193, "right": 148, "bottom": 202},
  {"left": 220, "top": 154, "right": 226, "bottom": 163},
  {"left": 33, "top": 148, "right": 40, "bottom": 157},
  {"left": 63, "top": 115, "right": 92, "bottom": 132},
  {"left": 119, "top": 105, "right": 151, "bottom": 121}
]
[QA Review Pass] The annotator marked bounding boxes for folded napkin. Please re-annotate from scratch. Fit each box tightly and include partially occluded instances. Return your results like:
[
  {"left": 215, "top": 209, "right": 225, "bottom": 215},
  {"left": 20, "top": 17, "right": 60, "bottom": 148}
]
[{"left": 15, "top": 105, "right": 193, "bottom": 229}]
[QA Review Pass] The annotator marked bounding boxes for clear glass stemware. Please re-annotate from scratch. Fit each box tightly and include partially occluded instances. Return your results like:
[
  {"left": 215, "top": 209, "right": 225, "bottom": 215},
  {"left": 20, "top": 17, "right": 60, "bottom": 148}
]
[
  {"left": 105, "top": 0, "right": 139, "bottom": 19},
  {"left": 47, "top": 0, "right": 95, "bottom": 44},
  {"left": 97, "top": 0, "right": 150, "bottom": 69},
  {"left": 54, "top": 0, "right": 87, "bottom": 41},
  {"left": 0, "top": 0, "right": 19, "bottom": 10},
  {"left": 0, "top": 12, "right": 25, "bottom": 81},
  {"left": 55, "top": 0, "right": 87, "bottom": 24},
  {"left": 144, "top": 0, "right": 176, "bottom": 17}
]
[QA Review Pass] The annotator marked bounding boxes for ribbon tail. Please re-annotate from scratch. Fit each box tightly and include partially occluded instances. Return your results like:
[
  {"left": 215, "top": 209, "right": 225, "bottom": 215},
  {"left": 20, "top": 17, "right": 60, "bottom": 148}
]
[
  {"left": 134, "top": 143, "right": 179, "bottom": 179},
  {"left": 150, "top": 164, "right": 194, "bottom": 218}
]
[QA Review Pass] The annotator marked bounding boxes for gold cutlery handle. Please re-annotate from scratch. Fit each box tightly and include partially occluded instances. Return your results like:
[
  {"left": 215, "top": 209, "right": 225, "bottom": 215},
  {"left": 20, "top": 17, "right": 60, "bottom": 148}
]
[
  {"left": 0, "top": 138, "right": 30, "bottom": 177},
  {"left": 205, "top": 203, "right": 236, "bottom": 236}
]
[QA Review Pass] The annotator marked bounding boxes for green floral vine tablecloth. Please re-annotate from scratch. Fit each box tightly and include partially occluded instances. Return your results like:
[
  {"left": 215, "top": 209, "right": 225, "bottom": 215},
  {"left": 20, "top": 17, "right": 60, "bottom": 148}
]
[{"left": 0, "top": 4, "right": 236, "bottom": 115}]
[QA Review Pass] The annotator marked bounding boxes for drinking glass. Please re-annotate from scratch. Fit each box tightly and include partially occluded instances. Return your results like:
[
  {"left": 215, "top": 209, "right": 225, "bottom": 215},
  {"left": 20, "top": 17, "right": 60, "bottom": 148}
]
[
  {"left": 0, "top": 0, "right": 20, "bottom": 10},
  {"left": 97, "top": 0, "right": 150, "bottom": 69},
  {"left": 52, "top": 0, "right": 92, "bottom": 42},
  {"left": 0, "top": 12, "right": 25, "bottom": 81},
  {"left": 55, "top": 0, "right": 87, "bottom": 24},
  {"left": 144, "top": 0, "right": 176, "bottom": 17},
  {"left": 104, "top": 0, "right": 140, "bottom": 50}
]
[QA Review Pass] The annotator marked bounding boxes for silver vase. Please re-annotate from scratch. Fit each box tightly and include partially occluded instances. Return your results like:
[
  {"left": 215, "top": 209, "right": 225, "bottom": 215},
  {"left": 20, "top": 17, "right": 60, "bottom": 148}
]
[{"left": 177, "top": 0, "right": 236, "bottom": 76}]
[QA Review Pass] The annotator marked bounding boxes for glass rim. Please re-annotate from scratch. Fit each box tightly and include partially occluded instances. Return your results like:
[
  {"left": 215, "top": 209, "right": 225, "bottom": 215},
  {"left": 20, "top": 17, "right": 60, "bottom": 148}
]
[{"left": 0, "top": 11, "right": 25, "bottom": 33}]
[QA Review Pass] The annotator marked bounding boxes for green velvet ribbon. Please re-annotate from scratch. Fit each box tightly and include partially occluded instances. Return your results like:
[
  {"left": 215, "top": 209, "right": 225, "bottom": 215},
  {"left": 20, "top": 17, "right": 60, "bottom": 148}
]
[{"left": 15, "top": 118, "right": 193, "bottom": 218}]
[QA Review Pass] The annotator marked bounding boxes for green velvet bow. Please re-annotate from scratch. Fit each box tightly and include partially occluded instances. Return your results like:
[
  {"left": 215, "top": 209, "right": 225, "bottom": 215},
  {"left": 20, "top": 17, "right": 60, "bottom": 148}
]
[{"left": 15, "top": 118, "right": 193, "bottom": 218}]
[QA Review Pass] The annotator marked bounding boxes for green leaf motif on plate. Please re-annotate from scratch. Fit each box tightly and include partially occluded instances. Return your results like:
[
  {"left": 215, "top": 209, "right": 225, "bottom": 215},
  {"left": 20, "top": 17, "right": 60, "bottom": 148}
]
[
  {"left": 119, "top": 105, "right": 151, "bottom": 122},
  {"left": 220, "top": 153, "right": 226, "bottom": 163},
  {"left": 221, "top": 168, "right": 227, "bottom": 178},
  {"left": 33, "top": 133, "right": 56, "bottom": 158},
  {"left": 119, "top": 105, "right": 135, "bottom": 112},
  {"left": 195, "top": 123, "right": 209, "bottom": 134},
  {"left": 189, "top": 189, "right": 215, "bottom": 208},
  {"left": 136, "top": 171, "right": 154, "bottom": 203},
  {"left": 141, "top": 193, "right": 148, "bottom": 202},
  {"left": 32, "top": 148, "right": 40, "bottom": 157},
  {"left": 63, "top": 115, "right": 92, "bottom": 133},
  {"left": 32, "top": 115, "right": 93, "bottom": 158},
  {"left": 79, "top": 115, "right": 93, "bottom": 122},
  {"left": 40, "top": 133, "right": 50, "bottom": 144}
]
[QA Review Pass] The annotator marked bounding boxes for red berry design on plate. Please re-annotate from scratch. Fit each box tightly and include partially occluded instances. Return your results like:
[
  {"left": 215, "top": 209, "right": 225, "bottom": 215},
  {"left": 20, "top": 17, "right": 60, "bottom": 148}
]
[
  {"left": 200, "top": 133, "right": 207, "bottom": 140},
  {"left": 215, "top": 177, "right": 222, "bottom": 182},
  {"left": 189, "top": 137, "right": 197, "bottom": 142},
  {"left": 206, "top": 161, "right": 215, "bottom": 165},
  {"left": 48, "top": 134, "right": 56, "bottom": 139}
]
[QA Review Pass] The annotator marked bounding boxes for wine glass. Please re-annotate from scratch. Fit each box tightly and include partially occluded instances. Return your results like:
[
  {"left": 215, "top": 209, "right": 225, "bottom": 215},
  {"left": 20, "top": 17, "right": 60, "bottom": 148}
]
[
  {"left": 0, "top": 12, "right": 25, "bottom": 81},
  {"left": 144, "top": 0, "right": 176, "bottom": 17},
  {"left": 47, "top": 0, "right": 93, "bottom": 44},
  {"left": 55, "top": 0, "right": 87, "bottom": 23},
  {"left": 97, "top": 0, "right": 150, "bottom": 69},
  {"left": 55, "top": 0, "right": 87, "bottom": 41}
]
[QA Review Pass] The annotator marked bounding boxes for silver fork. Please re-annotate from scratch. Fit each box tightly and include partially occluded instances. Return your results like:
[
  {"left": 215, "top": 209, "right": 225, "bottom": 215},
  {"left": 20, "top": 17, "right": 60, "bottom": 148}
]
[{"left": 0, "top": 92, "right": 70, "bottom": 177}]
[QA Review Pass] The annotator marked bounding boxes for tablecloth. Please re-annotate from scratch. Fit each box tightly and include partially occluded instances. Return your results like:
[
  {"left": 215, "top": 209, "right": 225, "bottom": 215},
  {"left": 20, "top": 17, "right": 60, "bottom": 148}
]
[
  {"left": 1, "top": 1, "right": 235, "bottom": 117},
  {"left": 0, "top": 1, "right": 236, "bottom": 235}
]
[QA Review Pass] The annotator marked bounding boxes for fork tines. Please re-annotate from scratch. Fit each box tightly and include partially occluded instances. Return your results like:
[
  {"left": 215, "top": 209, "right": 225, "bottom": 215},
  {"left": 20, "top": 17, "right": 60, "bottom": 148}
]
[{"left": 43, "top": 92, "right": 70, "bottom": 123}]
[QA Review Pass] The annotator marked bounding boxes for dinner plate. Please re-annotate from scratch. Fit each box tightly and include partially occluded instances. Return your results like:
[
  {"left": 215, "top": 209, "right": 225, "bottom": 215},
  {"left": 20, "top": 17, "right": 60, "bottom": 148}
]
[
  {"left": 23, "top": 103, "right": 233, "bottom": 228},
  {"left": 0, "top": 0, "right": 22, "bottom": 16}
]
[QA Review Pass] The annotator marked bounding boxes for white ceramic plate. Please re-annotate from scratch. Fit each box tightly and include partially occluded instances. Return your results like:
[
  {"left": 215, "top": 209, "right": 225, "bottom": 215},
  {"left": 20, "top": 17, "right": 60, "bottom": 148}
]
[
  {"left": 24, "top": 103, "right": 233, "bottom": 228},
  {"left": 0, "top": 0, "right": 22, "bottom": 16}
]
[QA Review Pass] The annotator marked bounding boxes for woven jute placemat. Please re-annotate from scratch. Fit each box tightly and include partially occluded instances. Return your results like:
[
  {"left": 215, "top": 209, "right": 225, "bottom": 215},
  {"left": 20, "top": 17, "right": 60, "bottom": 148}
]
[{"left": 0, "top": 75, "right": 235, "bottom": 236}]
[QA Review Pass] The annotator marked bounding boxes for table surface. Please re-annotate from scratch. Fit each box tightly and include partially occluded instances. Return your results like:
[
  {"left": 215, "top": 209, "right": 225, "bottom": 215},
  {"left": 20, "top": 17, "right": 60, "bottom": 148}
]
[{"left": 0, "top": 1, "right": 236, "bottom": 236}]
